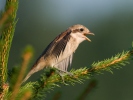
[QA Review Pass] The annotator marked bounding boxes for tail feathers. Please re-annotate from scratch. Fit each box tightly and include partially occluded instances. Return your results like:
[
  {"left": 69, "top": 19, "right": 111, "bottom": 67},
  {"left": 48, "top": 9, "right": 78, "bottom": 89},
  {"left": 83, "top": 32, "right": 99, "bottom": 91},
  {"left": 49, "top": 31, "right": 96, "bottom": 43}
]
[
  {"left": 21, "top": 62, "right": 45, "bottom": 84},
  {"left": 21, "top": 69, "right": 35, "bottom": 84}
]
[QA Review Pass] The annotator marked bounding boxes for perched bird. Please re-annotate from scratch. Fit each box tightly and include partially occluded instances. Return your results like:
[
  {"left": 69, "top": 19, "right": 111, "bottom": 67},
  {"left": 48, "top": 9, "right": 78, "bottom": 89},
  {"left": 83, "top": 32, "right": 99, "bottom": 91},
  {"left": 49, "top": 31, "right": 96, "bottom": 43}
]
[{"left": 22, "top": 24, "right": 94, "bottom": 83}]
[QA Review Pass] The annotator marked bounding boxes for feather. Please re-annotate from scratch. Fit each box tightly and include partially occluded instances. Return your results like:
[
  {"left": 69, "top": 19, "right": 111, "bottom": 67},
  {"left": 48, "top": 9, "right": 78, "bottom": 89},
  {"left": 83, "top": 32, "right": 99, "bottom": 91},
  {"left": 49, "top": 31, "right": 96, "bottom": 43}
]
[
  {"left": 41, "top": 29, "right": 71, "bottom": 58},
  {"left": 55, "top": 54, "right": 73, "bottom": 71}
]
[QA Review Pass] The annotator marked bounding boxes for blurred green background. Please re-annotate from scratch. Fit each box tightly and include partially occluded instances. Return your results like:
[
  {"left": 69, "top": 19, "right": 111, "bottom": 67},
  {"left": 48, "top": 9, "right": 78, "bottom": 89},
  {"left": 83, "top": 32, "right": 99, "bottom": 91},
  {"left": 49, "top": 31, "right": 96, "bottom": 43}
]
[{"left": 1, "top": 0, "right": 133, "bottom": 100}]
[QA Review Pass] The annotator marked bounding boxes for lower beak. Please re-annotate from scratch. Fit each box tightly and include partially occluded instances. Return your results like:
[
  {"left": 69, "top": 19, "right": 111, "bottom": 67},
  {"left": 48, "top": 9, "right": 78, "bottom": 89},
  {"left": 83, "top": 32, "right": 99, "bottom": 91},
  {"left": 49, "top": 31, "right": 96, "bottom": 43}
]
[{"left": 84, "top": 32, "right": 95, "bottom": 42}]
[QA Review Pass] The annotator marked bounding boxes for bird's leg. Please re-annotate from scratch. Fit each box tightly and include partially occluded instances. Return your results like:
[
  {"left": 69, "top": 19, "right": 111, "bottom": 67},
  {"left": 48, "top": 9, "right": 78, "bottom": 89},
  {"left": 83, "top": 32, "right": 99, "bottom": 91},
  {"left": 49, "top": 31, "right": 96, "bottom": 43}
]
[
  {"left": 58, "top": 71, "right": 65, "bottom": 83},
  {"left": 56, "top": 70, "right": 68, "bottom": 85},
  {"left": 56, "top": 68, "right": 73, "bottom": 76},
  {"left": 54, "top": 68, "right": 73, "bottom": 84}
]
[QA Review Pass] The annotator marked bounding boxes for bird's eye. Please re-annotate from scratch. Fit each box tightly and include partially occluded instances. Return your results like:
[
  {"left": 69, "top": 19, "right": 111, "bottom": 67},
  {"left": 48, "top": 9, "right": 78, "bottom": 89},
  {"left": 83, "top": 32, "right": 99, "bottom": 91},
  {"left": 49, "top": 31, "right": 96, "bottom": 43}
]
[{"left": 80, "top": 28, "right": 84, "bottom": 32}]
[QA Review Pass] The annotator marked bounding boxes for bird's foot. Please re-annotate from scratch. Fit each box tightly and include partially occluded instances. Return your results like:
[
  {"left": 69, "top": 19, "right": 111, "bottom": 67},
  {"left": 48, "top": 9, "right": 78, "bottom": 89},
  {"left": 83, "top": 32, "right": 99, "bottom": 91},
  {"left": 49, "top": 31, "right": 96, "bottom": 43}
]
[
  {"left": 56, "top": 68, "right": 73, "bottom": 76},
  {"left": 56, "top": 69, "right": 73, "bottom": 85},
  {"left": 65, "top": 71, "right": 73, "bottom": 76}
]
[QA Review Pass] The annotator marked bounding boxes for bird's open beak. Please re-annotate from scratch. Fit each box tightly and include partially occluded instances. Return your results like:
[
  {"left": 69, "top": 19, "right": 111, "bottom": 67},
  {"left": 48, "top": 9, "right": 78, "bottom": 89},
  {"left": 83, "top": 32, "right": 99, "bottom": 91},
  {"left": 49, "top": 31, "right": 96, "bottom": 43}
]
[{"left": 84, "top": 32, "right": 95, "bottom": 42}]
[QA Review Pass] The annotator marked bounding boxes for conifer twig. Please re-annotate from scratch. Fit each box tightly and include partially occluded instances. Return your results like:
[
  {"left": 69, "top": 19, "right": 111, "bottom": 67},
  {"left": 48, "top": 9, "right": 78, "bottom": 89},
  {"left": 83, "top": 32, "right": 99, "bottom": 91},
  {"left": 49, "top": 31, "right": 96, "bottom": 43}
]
[
  {"left": 89, "top": 49, "right": 133, "bottom": 72},
  {"left": 32, "top": 45, "right": 133, "bottom": 99},
  {"left": 0, "top": 0, "right": 18, "bottom": 84},
  {"left": 10, "top": 46, "right": 33, "bottom": 100},
  {"left": 0, "top": 0, "right": 18, "bottom": 99}
]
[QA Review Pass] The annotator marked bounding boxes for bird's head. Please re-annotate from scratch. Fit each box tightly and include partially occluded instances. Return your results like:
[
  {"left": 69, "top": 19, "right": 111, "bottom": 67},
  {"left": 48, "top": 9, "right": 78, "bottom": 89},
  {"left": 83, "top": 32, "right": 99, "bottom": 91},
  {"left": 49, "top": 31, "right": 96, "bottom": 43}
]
[{"left": 69, "top": 24, "right": 94, "bottom": 43}]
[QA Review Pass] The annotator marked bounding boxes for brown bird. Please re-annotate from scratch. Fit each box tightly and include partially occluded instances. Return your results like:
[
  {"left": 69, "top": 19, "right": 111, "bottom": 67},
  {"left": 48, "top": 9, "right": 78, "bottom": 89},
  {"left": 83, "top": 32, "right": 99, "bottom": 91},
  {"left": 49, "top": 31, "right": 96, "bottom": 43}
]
[{"left": 22, "top": 24, "right": 94, "bottom": 83}]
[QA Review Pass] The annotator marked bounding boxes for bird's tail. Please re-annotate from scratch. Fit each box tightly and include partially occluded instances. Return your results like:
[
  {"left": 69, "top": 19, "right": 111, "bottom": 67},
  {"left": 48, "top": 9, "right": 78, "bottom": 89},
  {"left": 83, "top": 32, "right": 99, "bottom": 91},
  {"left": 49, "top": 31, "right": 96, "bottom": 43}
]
[
  {"left": 21, "top": 62, "right": 45, "bottom": 84},
  {"left": 21, "top": 68, "right": 36, "bottom": 84}
]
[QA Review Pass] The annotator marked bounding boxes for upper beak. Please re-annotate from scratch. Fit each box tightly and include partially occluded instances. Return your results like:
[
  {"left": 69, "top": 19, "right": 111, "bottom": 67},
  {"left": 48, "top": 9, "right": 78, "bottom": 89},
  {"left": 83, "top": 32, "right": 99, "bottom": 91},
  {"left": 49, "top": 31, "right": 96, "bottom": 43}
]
[{"left": 84, "top": 32, "right": 95, "bottom": 42}]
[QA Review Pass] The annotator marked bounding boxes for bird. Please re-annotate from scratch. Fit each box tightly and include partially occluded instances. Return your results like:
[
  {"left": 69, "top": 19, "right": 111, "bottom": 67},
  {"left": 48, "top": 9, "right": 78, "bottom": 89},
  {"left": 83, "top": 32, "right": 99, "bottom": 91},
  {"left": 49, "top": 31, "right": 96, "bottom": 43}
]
[{"left": 22, "top": 24, "right": 94, "bottom": 83}]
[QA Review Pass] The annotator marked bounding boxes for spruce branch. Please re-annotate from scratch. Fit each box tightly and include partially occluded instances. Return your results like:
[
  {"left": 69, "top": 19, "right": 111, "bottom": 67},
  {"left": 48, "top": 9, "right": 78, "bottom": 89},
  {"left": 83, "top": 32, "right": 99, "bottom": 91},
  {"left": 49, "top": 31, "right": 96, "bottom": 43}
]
[
  {"left": 31, "top": 43, "right": 133, "bottom": 99},
  {"left": 0, "top": 0, "right": 18, "bottom": 85},
  {"left": 9, "top": 45, "right": 34, "bottom": 100},
  {"left": 0, "top": 0, "right": 18, "bottom": 99},
  {"left": 89, "top": 49, "right": 133, "bottom": 73},
  {"left": 7, "top": 82, "right": 36, "bottom": 100}
]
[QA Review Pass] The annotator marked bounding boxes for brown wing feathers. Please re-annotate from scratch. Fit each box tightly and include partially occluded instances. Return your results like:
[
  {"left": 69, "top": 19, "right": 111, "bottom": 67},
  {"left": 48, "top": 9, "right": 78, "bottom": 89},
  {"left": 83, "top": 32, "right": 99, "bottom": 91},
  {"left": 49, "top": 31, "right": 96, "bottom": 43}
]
[
  {"left": 34, "top": 29, "right": 71, "bottom": 63},
  {"left": 43, "top": 29, "right": 71, "bottom": 58}
]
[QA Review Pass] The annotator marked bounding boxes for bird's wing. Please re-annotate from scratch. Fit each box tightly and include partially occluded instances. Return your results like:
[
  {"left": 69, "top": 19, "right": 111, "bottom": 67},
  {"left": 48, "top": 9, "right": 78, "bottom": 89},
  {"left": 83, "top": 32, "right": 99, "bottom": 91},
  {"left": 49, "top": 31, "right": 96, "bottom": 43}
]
[
  {"left": 40, "top": 29, "right": 71, "bottom": 58},
  {"left": 54, "top": 54, "right": 73, "bottom": 71},
  {"left": 35, "top": 29, "right": 72, "bottom": 65}
]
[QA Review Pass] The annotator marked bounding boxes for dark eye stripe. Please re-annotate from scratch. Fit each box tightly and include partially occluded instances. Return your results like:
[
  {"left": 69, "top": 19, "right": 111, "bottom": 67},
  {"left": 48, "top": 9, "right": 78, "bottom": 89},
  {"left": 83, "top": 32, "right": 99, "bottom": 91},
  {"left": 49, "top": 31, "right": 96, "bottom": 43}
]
[{"left": 73, "top": 28, "right": 84, "bottom": 33}]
